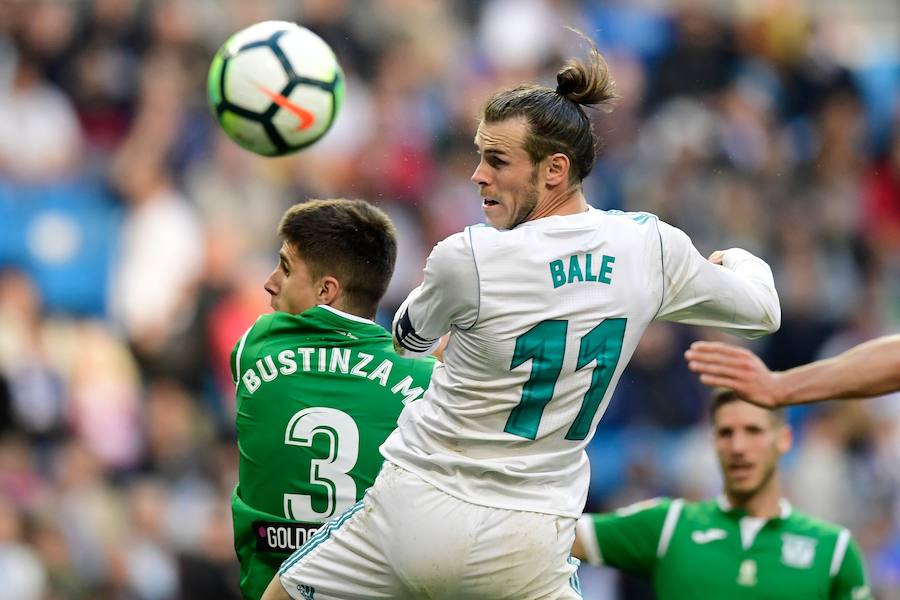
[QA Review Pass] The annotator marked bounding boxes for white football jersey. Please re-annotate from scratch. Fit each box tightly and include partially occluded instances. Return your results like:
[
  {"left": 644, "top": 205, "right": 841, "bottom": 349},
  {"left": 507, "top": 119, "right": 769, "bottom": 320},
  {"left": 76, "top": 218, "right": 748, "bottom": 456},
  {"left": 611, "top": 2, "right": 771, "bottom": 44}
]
[{"left": 386, "top": 208, "right": 780, "bottom": 517}]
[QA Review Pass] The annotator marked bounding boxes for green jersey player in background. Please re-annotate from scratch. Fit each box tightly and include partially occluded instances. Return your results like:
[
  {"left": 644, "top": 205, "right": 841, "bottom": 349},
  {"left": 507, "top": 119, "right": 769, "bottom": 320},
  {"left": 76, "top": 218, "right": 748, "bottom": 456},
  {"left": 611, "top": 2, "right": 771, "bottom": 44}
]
[
  {"left": 572, "top": 389, "right": 871, "bottom": 600},
  {"left": 230, "top": 199, "right": 435, "bottom": 600}
]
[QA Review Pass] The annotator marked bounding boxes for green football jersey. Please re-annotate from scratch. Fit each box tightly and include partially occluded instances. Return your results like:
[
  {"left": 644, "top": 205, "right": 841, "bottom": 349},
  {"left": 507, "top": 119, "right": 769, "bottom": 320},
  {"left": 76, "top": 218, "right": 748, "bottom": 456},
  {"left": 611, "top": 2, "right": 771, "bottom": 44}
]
[
  {"left": 229, "top": 306, "right": 435, "bottom": 600},
  {"left": 579, "top": 497, "right": 872, "bottom": 600}
]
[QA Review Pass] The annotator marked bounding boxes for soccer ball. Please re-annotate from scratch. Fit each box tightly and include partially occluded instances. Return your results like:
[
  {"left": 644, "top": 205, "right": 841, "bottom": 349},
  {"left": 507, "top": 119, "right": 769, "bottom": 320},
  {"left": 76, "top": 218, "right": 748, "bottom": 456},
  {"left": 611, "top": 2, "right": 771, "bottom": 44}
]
[{"left": 207, "top": 21, "right": 344, "bottom": 156}]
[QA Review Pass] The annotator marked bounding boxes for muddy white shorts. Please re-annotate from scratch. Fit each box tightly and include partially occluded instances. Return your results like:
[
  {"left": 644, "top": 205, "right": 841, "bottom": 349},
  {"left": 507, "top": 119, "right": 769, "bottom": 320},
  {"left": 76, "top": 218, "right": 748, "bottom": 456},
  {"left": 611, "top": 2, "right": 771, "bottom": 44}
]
[{"left": 277, "top": 462, "right": 582, "bottom": 599}]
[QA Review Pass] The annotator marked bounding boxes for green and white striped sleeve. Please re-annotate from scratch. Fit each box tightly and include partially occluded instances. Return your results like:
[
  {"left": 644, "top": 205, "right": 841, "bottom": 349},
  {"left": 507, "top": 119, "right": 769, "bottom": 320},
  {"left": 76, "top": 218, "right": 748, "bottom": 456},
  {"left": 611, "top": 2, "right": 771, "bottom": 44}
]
[{"left": 577, "top": 497, "right": 676, "bottom": 576}]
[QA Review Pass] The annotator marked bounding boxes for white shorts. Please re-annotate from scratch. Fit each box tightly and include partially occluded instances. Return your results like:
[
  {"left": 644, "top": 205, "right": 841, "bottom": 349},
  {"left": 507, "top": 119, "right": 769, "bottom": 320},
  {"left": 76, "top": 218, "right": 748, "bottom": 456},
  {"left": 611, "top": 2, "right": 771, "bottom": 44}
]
[{"left": 278, "top": 462, "right": 582, "bottom": 599}]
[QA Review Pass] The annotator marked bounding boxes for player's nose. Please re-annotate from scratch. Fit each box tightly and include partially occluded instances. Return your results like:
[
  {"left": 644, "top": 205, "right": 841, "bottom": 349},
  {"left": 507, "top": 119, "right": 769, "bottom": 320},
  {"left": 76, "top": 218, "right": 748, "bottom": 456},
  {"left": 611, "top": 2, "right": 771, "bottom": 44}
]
[
  {"left": 729, "top": 432, "right": 749, "bottom": 454},
  {"left": 471, "top": 160, "right": 489, "bottom": 185},
  {"left": 264, "top": 271, "right": 279, "bottom": 296}
]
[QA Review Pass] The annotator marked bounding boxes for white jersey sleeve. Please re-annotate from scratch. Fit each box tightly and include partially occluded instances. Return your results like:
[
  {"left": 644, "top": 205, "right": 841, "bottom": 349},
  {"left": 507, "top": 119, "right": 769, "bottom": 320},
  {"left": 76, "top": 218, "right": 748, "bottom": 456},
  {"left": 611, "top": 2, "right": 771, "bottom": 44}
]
[
  {"left": 654, "top": 220, "right": 780, "bottom": 338},
  {"left": 393, "top": 231, "right": 479, "bottom": 357}
]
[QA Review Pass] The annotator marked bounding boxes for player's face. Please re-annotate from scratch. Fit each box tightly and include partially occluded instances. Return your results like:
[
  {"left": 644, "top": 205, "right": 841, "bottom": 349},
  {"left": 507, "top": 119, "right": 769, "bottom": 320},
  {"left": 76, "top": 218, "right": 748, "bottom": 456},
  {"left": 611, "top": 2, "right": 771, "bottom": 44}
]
[
  {"left": 264, "top": 242, "right": 320, "bottom": 314},
  {"left": 713, "top": 400, "right": 791, "bottom": 501},
  {"left": 472, "top": 117, "right": 542, "bottom": 229}
]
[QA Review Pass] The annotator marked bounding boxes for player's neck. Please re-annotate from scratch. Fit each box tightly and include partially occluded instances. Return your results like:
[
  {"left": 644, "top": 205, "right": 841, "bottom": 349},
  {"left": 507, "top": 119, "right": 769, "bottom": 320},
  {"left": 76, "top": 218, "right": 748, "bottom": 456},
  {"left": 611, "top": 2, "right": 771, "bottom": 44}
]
[
  {"left": 728, "top": 476, "right": 783, "bottom": 519},
  {"left": 528, "top": 186, "right": 588, "bottom": 221},
  {"left": 325, "top": 298, "right": 373, "bottom": 321}
]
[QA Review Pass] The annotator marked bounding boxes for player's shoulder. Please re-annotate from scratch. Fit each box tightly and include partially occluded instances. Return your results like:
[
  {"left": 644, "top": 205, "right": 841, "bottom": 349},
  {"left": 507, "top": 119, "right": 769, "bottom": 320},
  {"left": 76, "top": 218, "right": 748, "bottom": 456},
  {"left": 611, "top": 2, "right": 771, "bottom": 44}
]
[
  {"left": 601, "top": 209, "right": 660, "bottom": 228},
  {"left": 250, "top": 311, "right": 280, "bottom": 330},
  {"left": 240, "top": 311, "right": 293, "bottom": 342},
  {"left": 612, "top": 496, "right": 674, "bottom": 518},
  {"left": 429, "top": 228, "right": 476, "bottom": 261},
  {"left": 235, "top": 310, "right": 327, "bottom": 351},
  {"left": 598, "top": 209, "right": 669, "bottom": 248},
  {"left": 232, "top": 313, "right": 270, "bottom": 348},
  {"left": 784, "top": 508, "right": 852, "bottom": 541},
  {"left": 678, "top": 498, "right": 726, "bottom": 522}
]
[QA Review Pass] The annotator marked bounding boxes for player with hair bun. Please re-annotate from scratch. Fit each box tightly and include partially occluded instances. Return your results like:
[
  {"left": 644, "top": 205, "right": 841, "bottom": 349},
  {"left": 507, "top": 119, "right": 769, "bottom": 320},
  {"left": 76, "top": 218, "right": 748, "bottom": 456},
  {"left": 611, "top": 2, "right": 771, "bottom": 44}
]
[{"left": 266, "top": 35, "right": 780, "bottom": 600}]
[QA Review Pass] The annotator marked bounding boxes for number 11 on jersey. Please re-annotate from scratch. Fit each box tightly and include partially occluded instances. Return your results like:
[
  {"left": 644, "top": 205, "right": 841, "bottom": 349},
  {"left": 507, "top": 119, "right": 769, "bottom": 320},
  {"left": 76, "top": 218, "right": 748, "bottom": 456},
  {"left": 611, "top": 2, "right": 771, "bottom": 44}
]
[{"left": 504, "top": 318, "right": 627, "bottom": 441}]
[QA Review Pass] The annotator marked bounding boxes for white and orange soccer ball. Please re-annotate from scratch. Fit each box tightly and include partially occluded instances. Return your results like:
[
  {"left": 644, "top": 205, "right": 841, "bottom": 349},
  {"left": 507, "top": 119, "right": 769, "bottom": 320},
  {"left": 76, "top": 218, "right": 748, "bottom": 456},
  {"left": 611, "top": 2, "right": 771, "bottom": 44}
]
[{"left": 207, "top": 20, "right": 344, "bottom": 156}]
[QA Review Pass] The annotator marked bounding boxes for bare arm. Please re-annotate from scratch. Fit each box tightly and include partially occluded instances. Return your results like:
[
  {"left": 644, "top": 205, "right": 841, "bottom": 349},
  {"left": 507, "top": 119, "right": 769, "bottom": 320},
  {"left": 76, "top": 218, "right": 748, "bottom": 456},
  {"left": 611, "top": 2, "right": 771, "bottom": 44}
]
[
  {"left": 260, "top": 575, "right": 292, "bottom": 600},
  {"left": 431, "top": 334, "right": 450, "bottom": 363},
  {"left": 684, "top": 335, "right": 900, "bottom": 407},
  {"left": 571, "top": 531, "right": 588, "bottom": 562}
]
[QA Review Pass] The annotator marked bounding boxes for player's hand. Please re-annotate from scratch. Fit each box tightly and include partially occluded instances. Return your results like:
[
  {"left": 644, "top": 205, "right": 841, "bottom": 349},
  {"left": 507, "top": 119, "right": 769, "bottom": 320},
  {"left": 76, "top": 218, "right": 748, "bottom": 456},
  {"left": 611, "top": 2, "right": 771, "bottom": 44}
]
[
  {"left": 684, "top": 341, "right": 783, "bottom": 408},
  {"left": 708, "top": 250, "right": 726, "bottom": 265},
  {"left": 432, "top": 334, "right": 450, "bottom": 362}
]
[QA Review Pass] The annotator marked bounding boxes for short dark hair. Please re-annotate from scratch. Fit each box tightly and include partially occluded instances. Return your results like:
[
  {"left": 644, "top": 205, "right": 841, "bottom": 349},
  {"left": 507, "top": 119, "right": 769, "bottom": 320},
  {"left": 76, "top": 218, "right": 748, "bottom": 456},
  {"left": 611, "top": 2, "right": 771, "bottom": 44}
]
[
  {"left": 278, "top": 199, "right": 397, "bottom": 317},
  {"left": 479, "top": 31, "right": 617, "bottom": 184},
  {"left": 709, "top": 388, "right": 786, "bottom": 426}
]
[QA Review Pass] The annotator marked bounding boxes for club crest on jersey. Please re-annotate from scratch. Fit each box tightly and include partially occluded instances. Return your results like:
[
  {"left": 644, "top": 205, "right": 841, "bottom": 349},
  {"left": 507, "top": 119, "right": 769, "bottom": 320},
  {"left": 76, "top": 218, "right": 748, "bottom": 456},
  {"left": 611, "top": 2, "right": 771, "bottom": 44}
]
[
  {"left": 737, "top": 558, "right": 757, "bottom": 587},
  {"left": 781, "top": 534, "right": 817, "bottom": 568}
]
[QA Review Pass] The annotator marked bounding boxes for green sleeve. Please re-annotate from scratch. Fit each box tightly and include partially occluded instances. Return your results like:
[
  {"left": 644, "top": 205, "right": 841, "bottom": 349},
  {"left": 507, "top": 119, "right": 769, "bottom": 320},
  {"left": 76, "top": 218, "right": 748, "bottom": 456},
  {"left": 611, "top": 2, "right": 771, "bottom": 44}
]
[
  {"left": 230, "top": 340, "right": 239, "bottom": 385},
  {"left": 231, "top": 319, "right": 261, "bottom": 386},
  {"left": 831, "top": 535, "right": 872, "bottom": 600},
  {"left": 586, "top": 497, "right": 672, "bottom": 577}
]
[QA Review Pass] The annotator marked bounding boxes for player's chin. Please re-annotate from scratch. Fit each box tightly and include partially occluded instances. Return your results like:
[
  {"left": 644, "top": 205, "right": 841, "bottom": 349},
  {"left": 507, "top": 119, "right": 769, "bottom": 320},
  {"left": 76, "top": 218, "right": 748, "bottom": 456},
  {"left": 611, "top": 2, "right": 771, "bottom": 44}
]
[
  {"left": 483, "top": 211, "right": 512, "bottom": 230},
  {"left": 481, "top": 202, "right": 507, "bottom": 228},
  {"left": 726, "top": 476, "right": 761, "bottom": 496}
]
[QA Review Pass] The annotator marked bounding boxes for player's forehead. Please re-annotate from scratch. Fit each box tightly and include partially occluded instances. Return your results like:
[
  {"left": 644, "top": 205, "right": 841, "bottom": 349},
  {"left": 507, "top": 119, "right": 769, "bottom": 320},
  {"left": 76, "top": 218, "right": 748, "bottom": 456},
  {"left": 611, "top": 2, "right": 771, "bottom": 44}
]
[
  {"left": 474, "top": 117, "right": 530, "bottom": 154},
  {"left": 279, "top": 241, "right": 302, "bottom": 264},
  {"left": 714, "top": 400, "right": 775, "bottom": 430}
]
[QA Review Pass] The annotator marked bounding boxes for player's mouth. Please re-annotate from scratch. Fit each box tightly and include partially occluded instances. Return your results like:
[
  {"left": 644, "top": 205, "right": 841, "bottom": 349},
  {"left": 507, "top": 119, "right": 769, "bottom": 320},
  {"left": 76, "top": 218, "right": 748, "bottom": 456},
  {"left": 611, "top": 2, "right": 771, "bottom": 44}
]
[
  {"left": 482, "top": 197, "right": 499, "bottom": 207},
  {"left": 727, "top": 463, "right": 754, "bottom": 478}
]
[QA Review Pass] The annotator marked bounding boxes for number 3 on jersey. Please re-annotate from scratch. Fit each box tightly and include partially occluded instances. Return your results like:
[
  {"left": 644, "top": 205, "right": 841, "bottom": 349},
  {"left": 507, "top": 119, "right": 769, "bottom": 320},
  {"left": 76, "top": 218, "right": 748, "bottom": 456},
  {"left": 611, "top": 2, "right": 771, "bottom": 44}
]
[
  {"left": 505, "top": 318, "right": 626, "bottom": 440},
  {"left": 282, "top": 407, "right": 359, "bottom": 521}
]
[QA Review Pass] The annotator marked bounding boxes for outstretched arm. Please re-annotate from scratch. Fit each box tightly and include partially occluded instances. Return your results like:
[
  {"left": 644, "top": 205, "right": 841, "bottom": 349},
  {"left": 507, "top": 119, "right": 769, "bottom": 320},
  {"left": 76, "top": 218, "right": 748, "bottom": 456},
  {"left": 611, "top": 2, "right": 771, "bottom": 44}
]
[
  {"left": 655, "top": 222, "right": 780, "bottom": 340},
  {"left": 571, "top": 529, "right": 589, "bottom": 562},
  {"left": 685, "top": 335, "right": 900, "bottom": 407}
]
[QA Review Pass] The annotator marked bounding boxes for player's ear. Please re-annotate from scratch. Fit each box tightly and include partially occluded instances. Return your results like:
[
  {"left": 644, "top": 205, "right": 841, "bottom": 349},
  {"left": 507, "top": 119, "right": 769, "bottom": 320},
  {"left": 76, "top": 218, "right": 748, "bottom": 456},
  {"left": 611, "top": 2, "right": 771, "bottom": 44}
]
[
  {"left": 317, "top": 275, "right": 341, "bottom": 306},
  {"left": 776, "top": 423, "right": 792, "bottom": 455},
  {"left": 544, "top": 153, "right": 570, "bottom": 186}
]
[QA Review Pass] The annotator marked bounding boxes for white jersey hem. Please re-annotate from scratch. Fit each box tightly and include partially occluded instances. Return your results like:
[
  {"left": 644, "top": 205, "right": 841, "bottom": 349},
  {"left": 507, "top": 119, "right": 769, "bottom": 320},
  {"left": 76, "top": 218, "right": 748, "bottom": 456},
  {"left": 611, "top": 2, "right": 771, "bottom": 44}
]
[{"left": 383, "top": 457, "right": 581, "bottom": 519}]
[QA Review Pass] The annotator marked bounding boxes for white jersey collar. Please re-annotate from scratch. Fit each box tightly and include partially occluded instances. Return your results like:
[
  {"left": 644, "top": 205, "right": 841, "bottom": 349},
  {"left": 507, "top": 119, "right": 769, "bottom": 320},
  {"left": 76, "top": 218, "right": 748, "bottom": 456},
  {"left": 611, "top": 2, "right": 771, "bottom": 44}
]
[
  {"left": 716, "top": 495, "right": 792, "bottom": 519},
  {"left": 513, "top": 206, "right": 597, "bottom": 229},
  {"left": 317, "top": 304, "right": 377, "bottom": 325}
]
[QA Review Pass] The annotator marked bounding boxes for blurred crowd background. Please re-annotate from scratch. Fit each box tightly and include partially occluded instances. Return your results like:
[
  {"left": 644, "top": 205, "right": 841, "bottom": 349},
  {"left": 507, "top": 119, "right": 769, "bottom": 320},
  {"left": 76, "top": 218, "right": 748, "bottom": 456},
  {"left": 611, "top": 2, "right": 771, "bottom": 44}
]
[{"left": 0, "top": 0, "right": 898, "bottom": 598}]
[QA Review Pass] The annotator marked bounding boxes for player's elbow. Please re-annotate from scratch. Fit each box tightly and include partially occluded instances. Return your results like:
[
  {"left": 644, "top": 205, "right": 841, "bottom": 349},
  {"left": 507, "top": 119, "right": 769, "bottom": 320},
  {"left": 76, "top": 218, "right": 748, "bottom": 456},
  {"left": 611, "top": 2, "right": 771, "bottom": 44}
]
[
  {"left": 742, "top": 308, "right": 780, "bottom": 339},
  {"left": 761, "top": 302, "right": 781, "bottom": 335}
]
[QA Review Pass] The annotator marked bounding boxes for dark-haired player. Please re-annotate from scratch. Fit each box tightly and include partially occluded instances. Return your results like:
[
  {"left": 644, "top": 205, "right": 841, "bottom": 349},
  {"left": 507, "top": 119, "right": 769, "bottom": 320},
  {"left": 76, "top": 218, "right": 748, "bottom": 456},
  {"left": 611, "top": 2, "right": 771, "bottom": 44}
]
[{"left": 232, "top": 199, "right": 434, "bottom": 599}]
